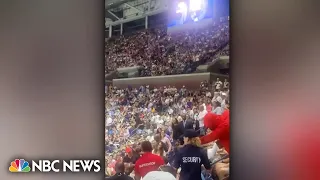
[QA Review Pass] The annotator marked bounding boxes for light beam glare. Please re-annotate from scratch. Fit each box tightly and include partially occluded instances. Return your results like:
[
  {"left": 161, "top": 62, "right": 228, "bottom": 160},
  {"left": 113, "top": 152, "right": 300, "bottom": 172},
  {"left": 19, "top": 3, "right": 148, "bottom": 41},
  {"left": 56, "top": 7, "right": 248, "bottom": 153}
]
[{"left": 189, "top": 0, "right": 202, "bottom": 11}]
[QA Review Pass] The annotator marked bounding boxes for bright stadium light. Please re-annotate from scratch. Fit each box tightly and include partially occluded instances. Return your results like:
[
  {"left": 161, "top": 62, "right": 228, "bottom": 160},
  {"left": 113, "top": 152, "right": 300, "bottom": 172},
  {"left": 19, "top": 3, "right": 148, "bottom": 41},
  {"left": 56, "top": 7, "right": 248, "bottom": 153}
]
[
  {"left": 189, "top": 0, "right": 207, "bottom": 22},
  {"left": 176, "top": 2, "right": 188, "bottom": 14},
  {"left": 176, "top": 2, "right": 188, "bottom": 24},
  {"left": 189, "top": 0, "right": 202, "bottom": 12}
]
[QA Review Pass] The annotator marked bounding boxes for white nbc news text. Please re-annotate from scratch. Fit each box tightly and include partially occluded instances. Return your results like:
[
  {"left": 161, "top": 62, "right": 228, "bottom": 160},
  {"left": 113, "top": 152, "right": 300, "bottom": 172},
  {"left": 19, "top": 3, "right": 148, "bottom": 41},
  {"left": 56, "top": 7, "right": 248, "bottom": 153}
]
[{"left": 31, "top": 160, "right": 101, "bottom": 172}]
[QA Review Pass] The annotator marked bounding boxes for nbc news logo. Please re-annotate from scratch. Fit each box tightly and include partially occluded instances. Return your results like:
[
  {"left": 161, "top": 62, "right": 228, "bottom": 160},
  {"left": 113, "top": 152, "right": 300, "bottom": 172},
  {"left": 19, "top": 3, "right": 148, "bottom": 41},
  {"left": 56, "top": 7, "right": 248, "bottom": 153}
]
[{"left": 9, "top": 159, "right": 101, "bottom": 173}]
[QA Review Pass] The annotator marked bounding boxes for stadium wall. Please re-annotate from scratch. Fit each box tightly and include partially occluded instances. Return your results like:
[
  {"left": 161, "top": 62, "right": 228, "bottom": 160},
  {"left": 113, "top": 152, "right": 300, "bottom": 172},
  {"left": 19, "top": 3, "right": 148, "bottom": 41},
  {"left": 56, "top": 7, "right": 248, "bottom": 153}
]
[
  {"left": 117, "top": 66, "right": 142, "bottom": 78},
  {"left": 105, "top": 71, "right": 118, "bottom": 80},
  {"left": 112, "top": 72, "right": 228, "bottom": 89},
  {"left": 106, "top": 80, "right": 112, "bottom": 86}
]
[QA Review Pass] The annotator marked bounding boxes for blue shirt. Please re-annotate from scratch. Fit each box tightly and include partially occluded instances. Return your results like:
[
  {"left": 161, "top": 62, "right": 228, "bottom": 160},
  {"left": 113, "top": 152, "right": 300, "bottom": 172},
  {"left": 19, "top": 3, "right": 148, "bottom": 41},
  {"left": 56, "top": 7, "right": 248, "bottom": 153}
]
[
  {"left": 187, "top": 102, "right": 192, "bottom": 108},
  {"left": 108, "top": 130, "right": 113, "bottom": 135},
  {"left": 173, "top": 144, "right": 211, "bottom": 180}
]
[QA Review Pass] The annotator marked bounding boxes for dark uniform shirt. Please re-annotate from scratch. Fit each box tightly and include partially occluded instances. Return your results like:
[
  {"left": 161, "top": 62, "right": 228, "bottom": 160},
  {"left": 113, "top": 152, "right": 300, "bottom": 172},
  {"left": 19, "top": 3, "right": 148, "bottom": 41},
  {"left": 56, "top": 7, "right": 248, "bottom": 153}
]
[{"left": 173, "top": 144, "right": 211, "bottom": 180}]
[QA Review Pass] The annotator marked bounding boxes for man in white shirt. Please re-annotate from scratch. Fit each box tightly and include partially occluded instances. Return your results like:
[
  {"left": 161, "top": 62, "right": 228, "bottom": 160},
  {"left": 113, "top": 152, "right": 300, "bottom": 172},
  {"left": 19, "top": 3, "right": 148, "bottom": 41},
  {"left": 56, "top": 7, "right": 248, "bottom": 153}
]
[
  {"left": 181, "top": 97, "right": 186, "bottom": 104},
  {"left": 189, "top": 108, "right": 194, "bottom": 117},
  {"left": 206, "top": 91, "right": 212, "bottom": 97},
  {"left": 197, "top": 104, "right": 208, "bottom": 135},
  {"left": 181, "top": 108, "right": 186, "bottom": 115},
  {"left": 148, "top": 101, "right": 153, "bottom": 108},
  {"left": 165, "top": 98, "right": 170, "bottom": 106},
  {"left": 106, "top": 116, "right": 113, "bottom": 126},
  {"left": 124, "top": 128, "right": 130, "bottom": 138},
  {"left": 220, "top": 92, "right": 227, "bottom": 109},
  {"left": 223, "top": 79, "right": 229, "bottom": 89},
  {"left": 215, "top": 78, "right": 223, "bottom": 90}
]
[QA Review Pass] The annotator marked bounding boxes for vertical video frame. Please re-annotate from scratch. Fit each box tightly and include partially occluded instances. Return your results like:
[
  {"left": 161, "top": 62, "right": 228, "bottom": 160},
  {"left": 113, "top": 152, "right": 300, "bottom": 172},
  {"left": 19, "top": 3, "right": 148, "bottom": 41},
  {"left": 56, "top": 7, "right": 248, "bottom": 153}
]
[{"left": 105, "top": 0, "right": 230, "bottom": 179}]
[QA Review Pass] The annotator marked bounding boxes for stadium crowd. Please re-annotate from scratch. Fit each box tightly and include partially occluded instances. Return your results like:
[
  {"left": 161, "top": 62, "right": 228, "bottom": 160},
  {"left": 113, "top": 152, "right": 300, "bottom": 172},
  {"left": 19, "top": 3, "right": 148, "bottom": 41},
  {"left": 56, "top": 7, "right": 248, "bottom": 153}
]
[
  {"left": 105, "top": 78, "right": 230, "bottom": 180},
  {"left": 105, "top": 19, "right": 229, "bottom": 76}
]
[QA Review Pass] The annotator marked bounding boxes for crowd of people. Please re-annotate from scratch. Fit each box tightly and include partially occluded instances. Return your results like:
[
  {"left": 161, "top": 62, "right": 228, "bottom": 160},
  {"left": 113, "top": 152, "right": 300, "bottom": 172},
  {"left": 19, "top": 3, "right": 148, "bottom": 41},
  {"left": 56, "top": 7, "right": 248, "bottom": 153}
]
[
  {"left": 105, "top": 19, "right": 229, "bottom": 76},
  {"left": 105, "top": 78, "right": 230, "bottom": 180}
]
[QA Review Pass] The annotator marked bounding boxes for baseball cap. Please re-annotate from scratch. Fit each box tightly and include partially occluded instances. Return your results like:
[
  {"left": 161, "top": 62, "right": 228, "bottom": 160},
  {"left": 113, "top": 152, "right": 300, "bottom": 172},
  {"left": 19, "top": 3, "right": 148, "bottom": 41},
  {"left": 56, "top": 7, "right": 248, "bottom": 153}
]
[
  {"left": 143, "top": 171, "right": 176, "bottom": 180},
  {"left": 183, "top": 129, "right": 198, "bottom": 138},
  {"left": 125, "top": 147, "right": 132, "bottom": 153}
]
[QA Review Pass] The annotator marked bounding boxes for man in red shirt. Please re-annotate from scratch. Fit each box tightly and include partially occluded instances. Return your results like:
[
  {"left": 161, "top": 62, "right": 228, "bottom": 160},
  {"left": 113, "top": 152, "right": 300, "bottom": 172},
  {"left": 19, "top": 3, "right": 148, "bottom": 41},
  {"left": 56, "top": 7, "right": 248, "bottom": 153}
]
[
  {"left": 200, "top": 111, "right": 230, "bottom": 153},
  {"left": 134, "top": 141, "right": 165, "bottom": 180}
]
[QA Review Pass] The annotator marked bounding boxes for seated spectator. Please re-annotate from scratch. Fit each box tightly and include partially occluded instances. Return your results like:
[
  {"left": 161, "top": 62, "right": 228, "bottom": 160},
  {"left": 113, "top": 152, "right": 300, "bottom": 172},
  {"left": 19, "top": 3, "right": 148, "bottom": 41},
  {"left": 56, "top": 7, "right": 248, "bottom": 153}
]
[
  {"left": 106, "top": 162, "right": 133, "bottom": 180},
  {"left": 134, "top": 141, "right": 165, "bottom": 180},
  {"left": 106, "top": 159, "right": 117, "bottom": 177}
]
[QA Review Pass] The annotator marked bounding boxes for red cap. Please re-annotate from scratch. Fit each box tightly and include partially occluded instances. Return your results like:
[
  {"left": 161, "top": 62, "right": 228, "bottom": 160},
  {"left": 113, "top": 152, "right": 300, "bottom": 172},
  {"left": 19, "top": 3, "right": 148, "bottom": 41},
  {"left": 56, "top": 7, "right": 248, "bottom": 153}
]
[{"left": 125, "top": 147, "right": 132, "bottom": 153}]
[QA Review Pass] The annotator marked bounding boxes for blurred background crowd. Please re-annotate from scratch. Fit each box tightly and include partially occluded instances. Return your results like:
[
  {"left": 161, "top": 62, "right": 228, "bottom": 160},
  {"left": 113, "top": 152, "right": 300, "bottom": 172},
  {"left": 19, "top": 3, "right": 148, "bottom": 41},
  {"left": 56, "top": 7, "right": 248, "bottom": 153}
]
[{"left": 105, "top": 20, "right": 229, "bottom": 76}]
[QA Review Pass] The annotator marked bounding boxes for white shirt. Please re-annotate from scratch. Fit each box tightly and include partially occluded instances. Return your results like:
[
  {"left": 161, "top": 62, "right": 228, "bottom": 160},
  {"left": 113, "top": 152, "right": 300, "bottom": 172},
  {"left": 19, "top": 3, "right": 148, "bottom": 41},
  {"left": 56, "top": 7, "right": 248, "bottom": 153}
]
[
  {"left": 148, "top": 102, "right": 153, "bottom": 108},
  {"left": 207, "top": 143, "right": 219, "bottom": 161},
  {"left": 215, "top": 81, "right": 222, "bottom": 89},
  {"left": 189, "top": 109, "right": 194, "bottom": 117},
  {"left": 212, "top": 107, "right": 224, "bottom": 115},
  {"left": 124, "top": 129, "right": 130, "bottom": 138},
  {"left": 106, "top": 117, "right": 113, "bottom": 126},
  {"left": 165, "top": 98, "right": 170, "bottom": 105},
  {"left": 221, "top": 99, "right": 226, "bottom": 109},
  {"left": 215, "top": 96, "right": 223, "bottom": 103},
  {"left": 224, "top": 81, "right": 229, "bottom": 88},
  {"left": 197, "top": 109, "right": 208, "bottom": 127}
]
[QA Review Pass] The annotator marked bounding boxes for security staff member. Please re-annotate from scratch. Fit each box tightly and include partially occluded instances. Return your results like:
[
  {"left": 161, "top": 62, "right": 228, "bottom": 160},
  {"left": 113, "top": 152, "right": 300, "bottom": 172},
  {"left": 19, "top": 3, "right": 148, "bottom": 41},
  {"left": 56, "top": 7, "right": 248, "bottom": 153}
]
[{"left": 173, "top": 129, "right": 211, "bottom": 180}]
